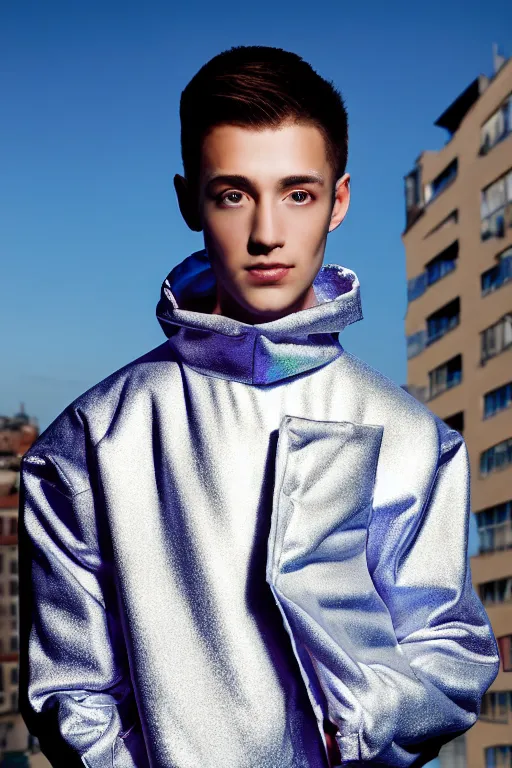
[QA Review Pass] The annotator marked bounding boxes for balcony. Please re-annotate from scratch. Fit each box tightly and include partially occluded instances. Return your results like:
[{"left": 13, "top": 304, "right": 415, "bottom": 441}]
[
  {"left": 482, "top": 248, "right": 512, "bottom": 296},
  {"left": 479, "top": 691, "right": 512, "bottom": 725},
  {"left": 476, "top": 500, "right": 512, "bottom": 554},
  {"left": 479, "top": 92, "right": 512, "bottom": 156},
  {"left": 481, "top": 313, "right": 512, "bottom": 365},
  {"left": 407, "top": 241, "right": 458, "bottom": 303},
  {"left": 407, "top": 298, "right": 460, "bottom": 359},
  {"left": 484, "top": 381, "right": 512, "bottom": 419},
  {"left": 481, "top": 169, "right": 512, "bottom": 241},
  {"left": 479, "top": 575, "right": 512, "bottom": 605},
  {"left": 426, "top": 298, "right": 460, "bottom": 345},
  {"left": 480, "top": 437, "right": 512, "bottom": 476},
  {"left": 428, "top": 354, "right": 462, "bottom": 400},
  {"left": 424, "top": 158, "right": 458, "bottom": 206}
]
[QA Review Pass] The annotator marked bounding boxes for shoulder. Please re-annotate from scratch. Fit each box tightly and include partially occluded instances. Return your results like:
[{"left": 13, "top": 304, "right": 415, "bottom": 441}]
[
  {"left": 23, "top": 342, "right": 176, "bottom": 490},
  {"left": 339, "top": 351, "right": 461, "bottom": 462}
]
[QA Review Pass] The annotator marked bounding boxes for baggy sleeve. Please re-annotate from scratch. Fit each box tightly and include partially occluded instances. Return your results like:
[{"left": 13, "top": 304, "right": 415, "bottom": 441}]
[
  {"left": 18, "top": 445, "right": 147, "bottom": 768},
  {"left": 345, "top": 419, "right": 500, "bottom": 766}
]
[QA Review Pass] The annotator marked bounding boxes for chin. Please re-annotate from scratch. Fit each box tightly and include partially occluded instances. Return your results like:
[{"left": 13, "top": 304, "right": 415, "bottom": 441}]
[{"left": 244, "top": 299, "right": 297, "bottom": 319}]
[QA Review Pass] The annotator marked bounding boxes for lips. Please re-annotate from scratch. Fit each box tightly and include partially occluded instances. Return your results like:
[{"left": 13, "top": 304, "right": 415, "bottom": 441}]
[
  {"left": 245, "top": 265, "right": 292, "bottom": 283},
  {"left": 246, "top": 264, "right": 291, "bottom": 270}
]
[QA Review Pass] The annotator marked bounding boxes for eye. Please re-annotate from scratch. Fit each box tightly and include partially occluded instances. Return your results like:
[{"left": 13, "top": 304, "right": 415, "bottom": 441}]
[
  {"left": 218, "top": 191, "right": 244, "bottom": 206},
  {"left": 289, "top": 190, "right": 312, "bottom": 204}
]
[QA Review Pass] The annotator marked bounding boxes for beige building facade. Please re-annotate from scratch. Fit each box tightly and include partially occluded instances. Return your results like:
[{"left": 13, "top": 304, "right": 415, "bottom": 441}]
[{"left": 403, "top": 52, "right": 512, "bottom": 768}]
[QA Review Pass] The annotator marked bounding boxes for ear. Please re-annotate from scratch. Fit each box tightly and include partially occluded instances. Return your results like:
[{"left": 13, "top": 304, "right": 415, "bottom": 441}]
[
  {"left": 328, "top": 173, "right": 350, "bottom": 233},
  {"left": 174, "top": 174, "right": 203, "bottom": 232}
]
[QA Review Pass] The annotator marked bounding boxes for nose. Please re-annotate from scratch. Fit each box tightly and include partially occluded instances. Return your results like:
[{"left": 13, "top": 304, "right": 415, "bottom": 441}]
[{"left": 248, "top": 197, "right": 284, "bottom": 255}]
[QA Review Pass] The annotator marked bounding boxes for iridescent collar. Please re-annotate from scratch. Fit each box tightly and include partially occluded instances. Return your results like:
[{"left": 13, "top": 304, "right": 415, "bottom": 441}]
[{"left": 156, "top": 249, "right": 363, "bottom": 385}]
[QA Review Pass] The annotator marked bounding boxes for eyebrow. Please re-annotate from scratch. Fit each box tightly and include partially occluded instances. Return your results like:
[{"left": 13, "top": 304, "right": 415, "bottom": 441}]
[{"left": 205, "top": 173, "right": 325, "bottom": 192}]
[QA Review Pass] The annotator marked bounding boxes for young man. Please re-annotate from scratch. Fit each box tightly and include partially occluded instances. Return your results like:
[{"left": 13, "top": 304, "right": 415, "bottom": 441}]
[{"left": 19, "top": 46, "right": 499, "bottom": 768}]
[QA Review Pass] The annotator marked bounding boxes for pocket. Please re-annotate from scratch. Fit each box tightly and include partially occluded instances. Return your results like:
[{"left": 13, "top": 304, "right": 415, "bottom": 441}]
[
  {"left": 267, "top": 415, "right": 383, "bottom": 585},
  {"left": 266, "top": 416, "right": 416, "bottom": 759}
]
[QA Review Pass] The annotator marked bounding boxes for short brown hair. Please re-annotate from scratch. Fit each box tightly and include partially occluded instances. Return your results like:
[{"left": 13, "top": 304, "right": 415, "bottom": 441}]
[{"left": 179, "top": 45, "right": 348, "bottom": 192}]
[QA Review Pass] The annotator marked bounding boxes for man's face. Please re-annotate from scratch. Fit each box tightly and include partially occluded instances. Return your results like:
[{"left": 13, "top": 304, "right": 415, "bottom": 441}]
[{"left": 176, "top": 121, "right": 350, "bottom": 324}]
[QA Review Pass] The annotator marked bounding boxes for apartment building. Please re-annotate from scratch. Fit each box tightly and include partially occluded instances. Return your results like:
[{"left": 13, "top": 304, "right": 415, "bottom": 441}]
[
  {"left": 0, "top": 410, "right": 48, "bottom": 767},
  {"left": 403, "top": 50, "right": 512, "bottom": 768}
]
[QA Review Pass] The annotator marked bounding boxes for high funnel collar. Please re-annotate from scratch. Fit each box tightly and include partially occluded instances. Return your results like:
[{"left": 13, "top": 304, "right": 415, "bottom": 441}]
[{"left": 156, "top": 249, "right": 362, "bottom": 385}]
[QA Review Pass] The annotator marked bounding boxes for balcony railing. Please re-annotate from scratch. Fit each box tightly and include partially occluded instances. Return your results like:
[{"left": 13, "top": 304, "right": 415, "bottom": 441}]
[
  {"left": 428, "top": 369, "right": 462, "bottom": 400},
  {"left": 478, "top": 523, "right": 512, "bottom": 554},
  {"left": 482, "top": 252, "right": 512, "bottom": 296},
  {"left": 407, "top": 330, "right": 426, "bottom": 359},
  {"left": 426, "top": 313, "right": 460, "bottom": 345},
  {"left": 407, "top": 256, "right": 457, "bottom": 304}
]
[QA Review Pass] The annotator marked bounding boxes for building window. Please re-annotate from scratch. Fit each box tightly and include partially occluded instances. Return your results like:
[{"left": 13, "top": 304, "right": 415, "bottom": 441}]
[
  {"left": 480, "top": 691, "right": 512, "bottom": 722},
  {"left": 9, "top": 560, "right": 17, "bottom": 576},
  {"left": 426, "top": 241, "right": 459, "bottom": 286},
  {"left": 8, "top": 581, "right": 17, "bottom": 598},
  {"left": 0, "top": 554, "right": 3, "bottom": 573},
  {"left": 485, "top": 745, "right": 512, "bottom": 768},
  {"left": 404, "top": 167, "right": 424, "bottom": 229},
  {"left": 480, "top": 92, "right": 512, "bottom": 155},
  {"left": 10, "top": 691, "right": 17, "bottom": 712},
  {"left": 480, "top": 577, "right": 512, "bottom": 605},
  {"left": 444, "top": 411, "right": 464, "bottom": 434},
  {"left": 425, "top": 209, "right": 458, "bottom": 238},
  {"left": 428, "top": 354, "right": 462, "bottom": 399},
  {"left": 407, "top": 330, "right": 426, "bottom": 359},
  {"left": 481, "top": 169, "right": 512, "bottom": 240},
  {"left": 481, "top": 314, "right": 512, "bottom": 364},
  {"left": 407, "top": 242, "right": 459, "bottom": 304},
  {"left": 9, "top": 668, "right": 17, "bottom": 686},
  {"left": 426, "top": 298, "right": 460, "bottom": 345},
  {"left": 9, "top": 636, "right": 18, "bottom": 653},
  {"left": 498, "top": 635, "right": 512, "bottom": 672},
  {"left": 480, "top": 438, "right": 512, "bottom": 476},
  {"left": 481, "top": 246, "right": 512, "bottom": 296},
  {"left": 484, "top": 381, "right": 512, "bottom": 419},
  {"left": 8, "top": 518, "right": 17, "bottom": 536},
  {"left": 424, "top": 158, "right": 458, "bottom": 205},
  {"left": 476, "top": 500, "right": 512, "bottom": 553}
]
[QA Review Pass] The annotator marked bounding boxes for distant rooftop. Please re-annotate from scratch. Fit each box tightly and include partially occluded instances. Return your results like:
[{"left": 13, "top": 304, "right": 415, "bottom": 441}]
[
  {"left": 434, "top": 46, "right": 509, "bottom": 137},
  {"left": 0, "top": 404, "right": 38, "bottom": 431},
  {"left": 434, "top": 75, "right": 489, "bottom": 136}
]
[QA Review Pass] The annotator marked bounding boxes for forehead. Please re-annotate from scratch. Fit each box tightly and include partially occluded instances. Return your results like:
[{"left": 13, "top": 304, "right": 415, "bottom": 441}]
[{"left": 199, "top": 122, "right": 331, "bottom": 181}]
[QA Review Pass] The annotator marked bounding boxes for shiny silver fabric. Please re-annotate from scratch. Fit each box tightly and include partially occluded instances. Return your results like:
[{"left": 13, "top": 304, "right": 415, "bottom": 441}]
[{"left": 19, "top": 249, "right": 499, "bottom": 768}]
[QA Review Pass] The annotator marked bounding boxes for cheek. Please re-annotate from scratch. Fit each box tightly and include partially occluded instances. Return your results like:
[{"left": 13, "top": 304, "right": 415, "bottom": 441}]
[
  {"left": 289, "top": 203, "right": 331, "bottom": 238},
  {"left": 204, "top": 212, "right": 248, "bottom": 252}
]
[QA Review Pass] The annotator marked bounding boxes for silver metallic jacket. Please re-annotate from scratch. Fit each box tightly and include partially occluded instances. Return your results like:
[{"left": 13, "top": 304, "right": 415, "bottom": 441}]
[{"left": 19, "top": 249, "right": 499, "bottom": 768}]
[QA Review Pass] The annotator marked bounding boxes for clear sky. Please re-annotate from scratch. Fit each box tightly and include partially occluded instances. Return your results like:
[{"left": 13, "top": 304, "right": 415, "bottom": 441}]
[{"left": 2, "top": 3, "right": 508, "bottom": 761}]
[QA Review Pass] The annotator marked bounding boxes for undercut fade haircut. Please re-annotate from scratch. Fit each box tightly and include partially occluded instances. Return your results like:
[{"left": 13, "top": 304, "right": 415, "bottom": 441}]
[{"left": 178, "top": 45, "right": 348, "bottom": 194}]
